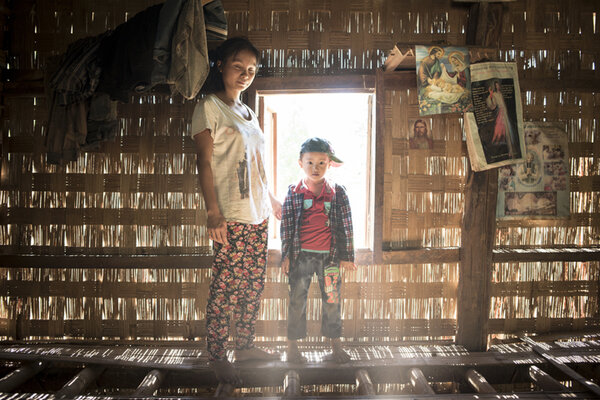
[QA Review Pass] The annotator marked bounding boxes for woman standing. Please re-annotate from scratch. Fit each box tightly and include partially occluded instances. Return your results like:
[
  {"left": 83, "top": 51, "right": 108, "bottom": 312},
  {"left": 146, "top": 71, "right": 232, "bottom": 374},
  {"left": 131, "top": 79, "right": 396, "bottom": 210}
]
[{"left": 191, "top": 37, "right": 281, "bottom": 384}]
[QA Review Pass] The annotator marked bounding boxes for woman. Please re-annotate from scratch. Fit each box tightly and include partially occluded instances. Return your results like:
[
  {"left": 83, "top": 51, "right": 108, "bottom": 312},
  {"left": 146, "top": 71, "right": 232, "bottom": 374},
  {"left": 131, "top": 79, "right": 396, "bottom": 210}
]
[{"left": 191, "top": 37, "right": 281, "bottom": 384}]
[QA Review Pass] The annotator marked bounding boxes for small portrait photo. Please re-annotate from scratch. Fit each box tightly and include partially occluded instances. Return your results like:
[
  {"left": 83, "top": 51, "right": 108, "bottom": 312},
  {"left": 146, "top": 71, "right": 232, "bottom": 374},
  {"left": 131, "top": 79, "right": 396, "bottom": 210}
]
[{"left": 409, "top": 118, "right": 433, "bottom": 149}]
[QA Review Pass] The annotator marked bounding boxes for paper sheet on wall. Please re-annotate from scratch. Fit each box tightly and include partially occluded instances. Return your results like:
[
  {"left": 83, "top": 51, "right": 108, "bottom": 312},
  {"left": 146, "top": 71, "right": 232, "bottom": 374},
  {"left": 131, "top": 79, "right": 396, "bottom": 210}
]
[
  {"left": 464, "top": 62, "right": 525, "bottom": 171},
  {"left": 496, "top": 121, "right": 570, "bottom": 219}
]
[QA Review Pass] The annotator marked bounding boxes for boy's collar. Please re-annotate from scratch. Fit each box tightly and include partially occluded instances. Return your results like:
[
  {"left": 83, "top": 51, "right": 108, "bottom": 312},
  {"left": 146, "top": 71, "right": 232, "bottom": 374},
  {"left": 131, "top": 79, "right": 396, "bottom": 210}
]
[{"left": 294, "top": 178, "right": 334, "bottom": 195}]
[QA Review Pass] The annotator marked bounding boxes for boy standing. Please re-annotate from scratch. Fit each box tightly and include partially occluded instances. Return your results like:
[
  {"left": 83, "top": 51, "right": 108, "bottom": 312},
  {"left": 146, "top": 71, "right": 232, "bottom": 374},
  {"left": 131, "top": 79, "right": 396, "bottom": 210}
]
[{"left": 280, "top": 137, "right": 356, "bottom": 363}]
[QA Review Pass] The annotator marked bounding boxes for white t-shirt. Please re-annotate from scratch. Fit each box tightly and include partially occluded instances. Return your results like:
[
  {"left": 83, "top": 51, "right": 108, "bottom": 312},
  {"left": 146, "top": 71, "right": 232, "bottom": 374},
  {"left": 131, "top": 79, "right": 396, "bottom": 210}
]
[{"left": 191, "top": 94, "right": 271, "bottom": 224}]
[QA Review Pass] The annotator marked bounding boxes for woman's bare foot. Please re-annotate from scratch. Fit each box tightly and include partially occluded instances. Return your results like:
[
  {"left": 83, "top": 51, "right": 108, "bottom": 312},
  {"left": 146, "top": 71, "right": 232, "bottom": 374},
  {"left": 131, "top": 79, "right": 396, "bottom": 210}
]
[
  {"left": 287, "top": 341, "right": 307, "bottom": 363},
  {"left": 235, "top": 347, "right": 280, "bottom": 362},
  {"left": 323, "top": 338, "right": 351, "bottom": 363},
  {"left": 209, "top": 359, "right": 242, "bottom": 385}
]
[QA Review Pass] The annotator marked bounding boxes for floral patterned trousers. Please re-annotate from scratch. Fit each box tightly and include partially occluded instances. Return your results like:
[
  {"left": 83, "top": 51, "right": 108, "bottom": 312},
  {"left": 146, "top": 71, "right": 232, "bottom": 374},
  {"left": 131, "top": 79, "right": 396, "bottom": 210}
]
[{"left": 206, "top": 219, "right": 268, "bottom": 361}]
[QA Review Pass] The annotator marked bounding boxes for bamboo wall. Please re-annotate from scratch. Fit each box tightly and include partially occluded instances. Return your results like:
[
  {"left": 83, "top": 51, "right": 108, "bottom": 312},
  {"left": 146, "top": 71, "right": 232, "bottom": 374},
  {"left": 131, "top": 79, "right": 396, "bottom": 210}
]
[{"left": 0, "top": 0, "right": 598, "bottom": 343}]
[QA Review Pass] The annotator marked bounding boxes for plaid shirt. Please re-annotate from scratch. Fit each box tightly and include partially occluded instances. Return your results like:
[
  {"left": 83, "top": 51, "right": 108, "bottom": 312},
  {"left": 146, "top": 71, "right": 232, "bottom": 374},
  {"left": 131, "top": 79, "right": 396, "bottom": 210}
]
[{"left": 280, "top": 179, "right": 354, "bottom": 268}]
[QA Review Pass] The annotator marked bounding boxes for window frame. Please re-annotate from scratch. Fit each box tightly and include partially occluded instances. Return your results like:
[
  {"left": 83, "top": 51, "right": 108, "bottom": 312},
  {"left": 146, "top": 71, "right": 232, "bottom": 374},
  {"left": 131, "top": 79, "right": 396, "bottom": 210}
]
[{"left": 246, "top": 75, "right": 376, "bottom": 264}]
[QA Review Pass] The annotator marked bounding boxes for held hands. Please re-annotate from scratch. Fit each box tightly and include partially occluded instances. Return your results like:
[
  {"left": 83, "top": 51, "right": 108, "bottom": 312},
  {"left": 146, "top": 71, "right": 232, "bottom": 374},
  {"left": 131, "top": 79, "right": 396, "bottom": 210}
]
[
  {"left": 270, "top": 193, "right": 282, "bottom": 220},
  {"left": 281, "top": 257, "right": 290, "bottom": 276},
  {"left": 207, "top": 210, "right": 228, "bottom": 245}
]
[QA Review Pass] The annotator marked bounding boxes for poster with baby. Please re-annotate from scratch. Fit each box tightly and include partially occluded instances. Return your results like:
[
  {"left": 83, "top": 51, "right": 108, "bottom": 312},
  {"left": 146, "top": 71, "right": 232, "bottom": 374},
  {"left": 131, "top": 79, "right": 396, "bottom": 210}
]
[
  {"left": 416, "top": 45, "right": 472, "bottom": 116},
  {"left": 463, "top": 62, "right": 525, "bottom": 171},
  {"left": 496, "top": 122, "right": 570, "bottom": 219}
]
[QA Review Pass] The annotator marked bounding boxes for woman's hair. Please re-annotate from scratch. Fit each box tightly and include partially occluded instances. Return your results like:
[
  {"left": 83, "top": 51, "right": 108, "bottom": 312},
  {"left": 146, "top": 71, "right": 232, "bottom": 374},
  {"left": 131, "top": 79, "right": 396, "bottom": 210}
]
[{"left": 200, "top": 37, "right": 261, "bottom": 94}]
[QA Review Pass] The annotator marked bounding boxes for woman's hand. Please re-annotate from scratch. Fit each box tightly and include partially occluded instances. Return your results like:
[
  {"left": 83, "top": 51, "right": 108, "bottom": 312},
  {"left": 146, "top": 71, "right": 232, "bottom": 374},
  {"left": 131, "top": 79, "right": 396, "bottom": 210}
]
[
  {"left": 207, "top": 210, "right": 228, "bottom": 245},
  {"left": 270, "top": 193, "right": 282, "bottom": 220},
  {"left": 281, "top": 257, "right": 290, "bottom": 276}
]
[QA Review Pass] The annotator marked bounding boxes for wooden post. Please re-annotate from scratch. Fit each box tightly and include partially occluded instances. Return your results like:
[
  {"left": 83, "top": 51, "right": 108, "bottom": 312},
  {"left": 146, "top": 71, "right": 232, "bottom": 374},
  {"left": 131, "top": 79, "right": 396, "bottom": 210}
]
[
  {"left": 0, "top": 361, "right": 45, "bottom": 392},
  {"left": 374, "top": 67, "right": 385, "bottom": 263},
  {"left": 132, "top": 369, "right": 166, "bottom": 396},
  {"left": 528, "top": 365, "right": 569, "bottom": 392},
  {"left": 283, "top": 370, "right": 300, "bottom": 396},
  {"left": 457, "top": 167, "right": 497, "bottom": 351},
  {"left": 355, "top": 369, "right": 375, "bottom": 395},
  {"left": 457, "top": 2, "right": 505, "bottom": 352},
  {"left": 465, "top": 368, "right": 496, "bottom": 394},
  {"left": 55, "top": 365, "right": 105, "bottom": 399},
  {"left": 409, "top": 368, "right": 435, "bottom": 395}
]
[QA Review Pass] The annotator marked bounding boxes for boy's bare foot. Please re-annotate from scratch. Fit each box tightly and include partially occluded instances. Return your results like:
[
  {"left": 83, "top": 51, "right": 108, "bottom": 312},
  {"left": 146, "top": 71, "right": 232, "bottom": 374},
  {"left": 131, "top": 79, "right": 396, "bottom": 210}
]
[
  {"left": 286, "top": 344, "right": 307, "bottom": 364},
  {"left": 323, "top": 338, "right": 351, "bottom": 363},
  {"left": 235, "top": 347, "right": 280, "bottom": 362},
  {"left": 209, "top": 359, "right": 242, "bottom": 385}
]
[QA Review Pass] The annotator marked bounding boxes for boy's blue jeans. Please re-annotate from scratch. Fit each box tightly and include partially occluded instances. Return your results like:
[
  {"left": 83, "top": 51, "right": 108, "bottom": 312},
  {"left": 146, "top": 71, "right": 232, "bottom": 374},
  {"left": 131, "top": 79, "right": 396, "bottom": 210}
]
[{"left": 287, "top": 251, "right": 342, "bottom": 340}]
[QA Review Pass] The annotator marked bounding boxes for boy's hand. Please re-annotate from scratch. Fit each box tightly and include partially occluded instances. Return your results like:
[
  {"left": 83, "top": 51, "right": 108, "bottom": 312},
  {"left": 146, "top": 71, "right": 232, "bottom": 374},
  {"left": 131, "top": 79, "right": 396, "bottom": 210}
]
[
  {"left": 340, "top": 260, "right": 357, "bottom": 271},
  {"left": 281, "top": 257, "right": 290, "bottom": 276}
]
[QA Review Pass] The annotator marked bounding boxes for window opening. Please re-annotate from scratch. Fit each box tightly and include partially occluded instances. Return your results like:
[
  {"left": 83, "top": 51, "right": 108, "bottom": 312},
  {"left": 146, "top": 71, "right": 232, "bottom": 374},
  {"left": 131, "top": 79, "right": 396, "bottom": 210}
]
[{"left": 259, "top": 92, "right": 373, "bottom": 250}]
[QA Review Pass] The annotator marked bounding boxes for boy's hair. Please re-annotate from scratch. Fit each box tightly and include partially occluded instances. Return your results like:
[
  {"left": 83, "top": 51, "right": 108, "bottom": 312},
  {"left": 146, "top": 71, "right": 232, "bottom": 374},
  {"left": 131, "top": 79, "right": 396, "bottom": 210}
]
[
  {"left": 200, "top": 37, "right": 261, "bottom": 95},
  {"left": 299, "top": 137, "right": 343, "bottom": 167}
]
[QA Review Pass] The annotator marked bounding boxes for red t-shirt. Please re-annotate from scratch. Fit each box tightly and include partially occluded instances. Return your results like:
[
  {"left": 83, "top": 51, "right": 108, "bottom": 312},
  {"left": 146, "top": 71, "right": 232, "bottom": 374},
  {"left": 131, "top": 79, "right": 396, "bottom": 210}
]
[{"left": 295, "top": 180, "right": 334, "bottom": 252}]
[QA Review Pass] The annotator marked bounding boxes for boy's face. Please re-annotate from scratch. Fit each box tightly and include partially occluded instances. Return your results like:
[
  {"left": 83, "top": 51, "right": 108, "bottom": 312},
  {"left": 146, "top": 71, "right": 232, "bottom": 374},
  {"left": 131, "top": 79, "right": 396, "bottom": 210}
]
[{"left": 299, "top": 152, "right": 331, "bottom": 184}]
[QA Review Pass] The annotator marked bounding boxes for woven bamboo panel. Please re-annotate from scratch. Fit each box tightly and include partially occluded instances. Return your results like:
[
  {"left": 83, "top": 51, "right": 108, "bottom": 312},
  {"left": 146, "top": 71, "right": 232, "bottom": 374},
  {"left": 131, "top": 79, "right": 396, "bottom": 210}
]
[
  {"left": 1, "top": 0, "right": 599, "bottom": 342},
  {"left": 0, "top": 263, "right": 457, "bottom": 340},
  {"left": 381, "top": 85, "right": 467, "bottom": 249}
]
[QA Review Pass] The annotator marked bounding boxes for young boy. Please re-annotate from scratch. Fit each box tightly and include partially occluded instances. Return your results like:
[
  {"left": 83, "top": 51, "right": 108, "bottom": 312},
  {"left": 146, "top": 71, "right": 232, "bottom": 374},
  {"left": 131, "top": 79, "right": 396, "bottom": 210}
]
[{"left": 280, "top": 137, "right": 356, "bottom": 363}]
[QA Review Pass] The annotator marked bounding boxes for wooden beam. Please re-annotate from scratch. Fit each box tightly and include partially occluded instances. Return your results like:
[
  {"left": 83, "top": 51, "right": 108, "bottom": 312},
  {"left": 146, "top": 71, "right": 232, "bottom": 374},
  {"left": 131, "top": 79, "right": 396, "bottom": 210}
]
[
  {"left": 383, "top": 248, "right": 460, "bottom": 264},
  {"left": 0, "top": 361, "right": 45, "bottom": 392},
  {"left": 409, "top": 368, "right": 435, "bottom": 395},
  {"left": 457, "top": 168, "right": 497, "bottom": 351},
  {"left": 523, "top": 336, "right": 600, "bottom": 397},
  {"left": 466, "top": 369, "right": 496, "bottom": 394},
  {"left": 493, "top": 247, "right": 600, "bottom": 263},
  {"left": 374, "top": 68, "right": 385, "bottom": 264},
  {"left": 0, "top": 254, "right": 213, "bottom": 268},
  {"left": 250, "top": 75, "right": 375, "bottom": 93},
  {"left": 283, "top": 370, "right": 300, "bottom": 396},
  {"left": 457, "top": 1, "right": 505, "bottom": 352},
  {"left": 528, "top": 365, "right": 569, "bottom": 392},
  {"left": 132, "top": 369, "right": 167, "bottom": 397},
  {"left": 355, "top": 369, "right": 375, "bottom": 395},
  {"left": 55, "top": 364, "right": 105, "bottom": 399}
]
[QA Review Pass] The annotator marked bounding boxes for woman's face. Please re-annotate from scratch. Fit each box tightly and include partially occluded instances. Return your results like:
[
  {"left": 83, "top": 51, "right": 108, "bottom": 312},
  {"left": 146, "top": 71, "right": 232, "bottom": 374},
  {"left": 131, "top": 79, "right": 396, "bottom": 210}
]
[
  {"left": 450, "top": 56, "right": 464, "bottom": 71},
  {"left": 219, "top": 49, "right": 258, "bottom": 93}
]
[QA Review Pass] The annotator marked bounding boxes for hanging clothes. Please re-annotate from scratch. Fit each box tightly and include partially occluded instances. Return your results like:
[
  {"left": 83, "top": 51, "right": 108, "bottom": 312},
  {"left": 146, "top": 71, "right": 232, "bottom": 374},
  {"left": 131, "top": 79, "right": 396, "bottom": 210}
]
[
  {"left": 151, "top": 0, "right": 186, "bottom": 86},
  {"left": 96, "top": 4, "right": 163, "bottom": 102},
  {"left": 45, "top": 33, "right": 114, "bottom": 164},
  {"left": 167, "top": 0, "right": 210, "bottom": 99}
]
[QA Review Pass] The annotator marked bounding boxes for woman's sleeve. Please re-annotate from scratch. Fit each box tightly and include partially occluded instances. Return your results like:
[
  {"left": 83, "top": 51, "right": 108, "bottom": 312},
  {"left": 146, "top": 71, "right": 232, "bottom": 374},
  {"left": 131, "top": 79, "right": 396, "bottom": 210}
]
[{"left": 191, "top": 99, "right": 216, "bottom": 139}]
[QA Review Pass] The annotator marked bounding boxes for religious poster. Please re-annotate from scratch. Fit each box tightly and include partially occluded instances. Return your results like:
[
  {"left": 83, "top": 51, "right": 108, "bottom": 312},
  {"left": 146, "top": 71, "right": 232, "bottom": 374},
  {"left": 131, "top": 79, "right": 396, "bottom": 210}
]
[
  {"left": 497, "top": 122, "right": 570, "bottom": 219},
  {"left": 415, "top": 45, "right": 472, "bottom": 116},
  {"left": 464, "top": 62, "right": 525, "bottom": 171}
]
